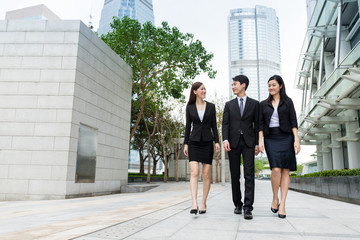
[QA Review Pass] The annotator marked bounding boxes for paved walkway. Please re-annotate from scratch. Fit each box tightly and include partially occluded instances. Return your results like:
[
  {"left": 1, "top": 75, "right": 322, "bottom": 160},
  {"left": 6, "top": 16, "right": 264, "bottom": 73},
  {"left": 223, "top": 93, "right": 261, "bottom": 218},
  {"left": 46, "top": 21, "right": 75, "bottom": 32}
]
[{"left": 1, "top": 180, "right": 360, "bottom": 240}]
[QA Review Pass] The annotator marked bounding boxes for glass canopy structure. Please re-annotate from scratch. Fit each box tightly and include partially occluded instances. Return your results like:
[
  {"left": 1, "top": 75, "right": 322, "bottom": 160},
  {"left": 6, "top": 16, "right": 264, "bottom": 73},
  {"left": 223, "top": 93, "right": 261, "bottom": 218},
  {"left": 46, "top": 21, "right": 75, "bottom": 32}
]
[{"left": 295, "top": 0, "right": 360, "bottom": 171}]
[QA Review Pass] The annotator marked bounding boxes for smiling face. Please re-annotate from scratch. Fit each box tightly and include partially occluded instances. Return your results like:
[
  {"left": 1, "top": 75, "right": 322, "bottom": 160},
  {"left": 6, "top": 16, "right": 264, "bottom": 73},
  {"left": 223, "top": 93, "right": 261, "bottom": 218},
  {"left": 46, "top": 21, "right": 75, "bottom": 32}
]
[
  {"left": 232, "top": 81, "right": 246, "bottom": 96},
  {"left": 194, "top": 84, "right": 206, "bottom": 100},
  {"left": 268, "top": 79, "right": 282, "bottom": 96}
]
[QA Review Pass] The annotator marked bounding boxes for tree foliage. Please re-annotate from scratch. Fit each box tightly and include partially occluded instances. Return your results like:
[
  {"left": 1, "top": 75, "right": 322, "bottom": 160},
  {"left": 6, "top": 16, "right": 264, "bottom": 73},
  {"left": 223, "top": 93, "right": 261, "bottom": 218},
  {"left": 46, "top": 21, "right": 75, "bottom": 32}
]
[
  {"left": 101, "top": 17, "right": 216, "bottom": 141},
  {"left": 254, "top": 158, "right": 266, "bottom": 178}
]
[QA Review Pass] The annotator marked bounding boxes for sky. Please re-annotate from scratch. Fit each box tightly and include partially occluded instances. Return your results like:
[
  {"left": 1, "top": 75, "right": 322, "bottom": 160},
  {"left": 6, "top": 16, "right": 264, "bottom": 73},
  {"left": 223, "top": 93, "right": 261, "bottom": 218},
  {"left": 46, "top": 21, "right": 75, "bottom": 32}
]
[{"left": 0, "top": 0, "right": 315, "bottom": 164}]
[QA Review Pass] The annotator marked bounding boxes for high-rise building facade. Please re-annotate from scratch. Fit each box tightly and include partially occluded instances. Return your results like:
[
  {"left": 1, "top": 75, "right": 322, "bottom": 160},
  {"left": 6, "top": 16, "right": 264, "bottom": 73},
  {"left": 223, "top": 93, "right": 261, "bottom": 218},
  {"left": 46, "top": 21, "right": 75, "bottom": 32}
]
[
  {"left": 295, "top": 0, "right": 360, "bottom": 171},
  {"left": 228, "top": 5, "right": 281, "bottom": 100},
  {"left": 97, "top": 0, "right": 155, "bottom": 36}
]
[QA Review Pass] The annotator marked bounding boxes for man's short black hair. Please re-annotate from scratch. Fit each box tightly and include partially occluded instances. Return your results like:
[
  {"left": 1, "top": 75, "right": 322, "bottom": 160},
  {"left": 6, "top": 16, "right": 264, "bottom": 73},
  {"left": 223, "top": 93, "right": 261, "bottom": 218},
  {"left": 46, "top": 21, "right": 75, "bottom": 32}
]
[{"left": 232, "top": 75, "right": 249, "bottom": 90}]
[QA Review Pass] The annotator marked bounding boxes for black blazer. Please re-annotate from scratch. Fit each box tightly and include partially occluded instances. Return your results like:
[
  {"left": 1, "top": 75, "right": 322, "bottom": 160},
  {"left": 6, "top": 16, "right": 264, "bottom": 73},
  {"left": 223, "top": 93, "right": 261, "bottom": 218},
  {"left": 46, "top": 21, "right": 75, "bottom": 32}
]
[
  {"left": 184, "top": 101, "right": 219, "bottom": 144},
  {"left": 259, "top": 97, "right": 298, "bottom": 137},
  {"left": 222, "top": 97, "right": 259, "bottom": 148}
]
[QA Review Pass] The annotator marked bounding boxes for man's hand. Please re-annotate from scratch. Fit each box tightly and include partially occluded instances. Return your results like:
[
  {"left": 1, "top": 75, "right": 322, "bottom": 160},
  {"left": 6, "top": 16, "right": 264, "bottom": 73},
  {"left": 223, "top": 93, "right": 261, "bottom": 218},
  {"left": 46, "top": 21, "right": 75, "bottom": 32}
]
[{"left": 223, "top": 141, "right": 231, "bottom": 152}]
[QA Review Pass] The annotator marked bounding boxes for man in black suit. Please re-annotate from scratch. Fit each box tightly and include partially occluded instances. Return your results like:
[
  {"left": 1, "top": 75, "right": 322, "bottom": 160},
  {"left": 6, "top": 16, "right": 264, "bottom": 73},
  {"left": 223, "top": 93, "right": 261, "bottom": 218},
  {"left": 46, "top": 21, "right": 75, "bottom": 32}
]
[{"left": 222, "top": 75, "right": 259, "bottom": 220}]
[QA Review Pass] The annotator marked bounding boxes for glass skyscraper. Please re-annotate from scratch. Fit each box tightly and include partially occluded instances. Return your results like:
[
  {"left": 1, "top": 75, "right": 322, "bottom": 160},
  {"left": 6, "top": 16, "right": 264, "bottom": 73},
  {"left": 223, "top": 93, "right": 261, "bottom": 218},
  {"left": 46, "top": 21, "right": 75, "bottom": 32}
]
[
  {"left": 228, "top": 5, "right": 281, "bottom": 101},
  {"left": 97, "top": 0, "right": 155, "bottom": 36}
]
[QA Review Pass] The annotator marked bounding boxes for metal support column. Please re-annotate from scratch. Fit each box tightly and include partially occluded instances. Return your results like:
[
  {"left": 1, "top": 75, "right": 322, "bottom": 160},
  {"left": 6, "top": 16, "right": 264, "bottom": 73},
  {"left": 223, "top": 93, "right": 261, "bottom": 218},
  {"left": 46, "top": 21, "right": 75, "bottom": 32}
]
[
  {"left": 345, "top": 110, "right": 360, "bottom": 169},
  {"left": 334, "top": 0, "right": 342, "bottom": 68},
  {"left": 309, "top": 61, "right": 315, "bottom": 97},
  {"left": 316, "top": 144, "right": 323, "bottom": 171},
  {"left": 322, "top": 139, "right": 333, "bottom": 170},
  {"left": 318, "top": 35, "right": 325, "bottom": 89},
  {"left": 330, "top": 125, "right": 344, "bottom": 169}
]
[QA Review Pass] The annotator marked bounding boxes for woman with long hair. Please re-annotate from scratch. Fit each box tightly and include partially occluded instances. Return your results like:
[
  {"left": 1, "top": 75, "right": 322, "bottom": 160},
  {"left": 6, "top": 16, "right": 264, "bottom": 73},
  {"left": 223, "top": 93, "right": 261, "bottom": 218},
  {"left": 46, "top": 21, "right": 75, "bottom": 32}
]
[
  {"left": 184, "top": 82, "right": 220, "bottom": 215},
  {"left": 258, "top": 75, "right": 301, "bottom": 218}
]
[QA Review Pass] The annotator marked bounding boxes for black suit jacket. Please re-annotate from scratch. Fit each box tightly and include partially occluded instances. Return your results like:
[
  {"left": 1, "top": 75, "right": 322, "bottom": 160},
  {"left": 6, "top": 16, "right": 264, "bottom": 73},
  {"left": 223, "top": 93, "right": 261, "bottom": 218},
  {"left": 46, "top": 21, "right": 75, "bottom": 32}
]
[
  {"left": 184, "top": 101, "right": 219, "bottom": 144},
  {"left": 222, "top": 97, "right": 259, "bottom": 148},
  {"left": 259, "top": 98, "right": 298, "bottom": 137}
]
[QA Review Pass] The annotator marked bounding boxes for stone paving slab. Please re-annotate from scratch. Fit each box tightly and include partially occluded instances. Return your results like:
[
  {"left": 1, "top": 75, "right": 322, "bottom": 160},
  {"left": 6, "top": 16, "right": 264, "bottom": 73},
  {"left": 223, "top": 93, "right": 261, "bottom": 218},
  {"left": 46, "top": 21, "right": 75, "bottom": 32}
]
[{"left": 1, "top": 180, "right": 360, "bottom": 240}]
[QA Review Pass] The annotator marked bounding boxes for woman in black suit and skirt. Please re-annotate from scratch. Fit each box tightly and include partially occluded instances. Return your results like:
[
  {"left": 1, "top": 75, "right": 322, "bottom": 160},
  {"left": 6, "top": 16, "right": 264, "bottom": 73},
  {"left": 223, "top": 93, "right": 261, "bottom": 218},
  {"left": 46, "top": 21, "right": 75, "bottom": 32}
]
[
  {"left": 183, "top": 82, "right": 220, "bottom": 215},
  {"left": 258, "top": 75, "right": 301, "bottom": 218}
]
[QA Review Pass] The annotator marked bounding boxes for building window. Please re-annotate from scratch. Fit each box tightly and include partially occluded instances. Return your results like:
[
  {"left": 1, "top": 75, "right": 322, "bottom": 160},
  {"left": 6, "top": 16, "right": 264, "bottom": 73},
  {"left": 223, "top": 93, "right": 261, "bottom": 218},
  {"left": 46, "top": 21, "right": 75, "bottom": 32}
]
[{"left": 75, "top": 124, "right": 97, "bottom": 183}]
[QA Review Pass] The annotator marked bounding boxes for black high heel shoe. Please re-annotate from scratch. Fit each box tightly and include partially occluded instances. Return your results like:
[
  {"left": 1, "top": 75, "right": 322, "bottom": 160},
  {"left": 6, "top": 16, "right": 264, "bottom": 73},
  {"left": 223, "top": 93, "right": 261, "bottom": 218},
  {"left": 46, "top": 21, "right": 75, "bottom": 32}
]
[
  {"left": 199, "top": 205, "right": 207, "bottom": 214},
  {"left": 190, "top": 207, "right": 198, "bottom": 215},
  {"left": 278, "top": 213, "right": 286, "bottom": 218},
  {"left": 271, "top": 204, "right": 279, "bottom": 213}
]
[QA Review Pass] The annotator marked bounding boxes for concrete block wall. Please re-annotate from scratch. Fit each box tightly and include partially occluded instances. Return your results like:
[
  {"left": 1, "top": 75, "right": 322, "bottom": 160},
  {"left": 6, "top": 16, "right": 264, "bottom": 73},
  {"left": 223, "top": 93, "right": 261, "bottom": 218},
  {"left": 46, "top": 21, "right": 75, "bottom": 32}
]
[
  {"left": 0, "top": 20, "right": 132, "bottom": 200},
  {"left": 68, "top": 21, "right": 132, "bottom": 196}
]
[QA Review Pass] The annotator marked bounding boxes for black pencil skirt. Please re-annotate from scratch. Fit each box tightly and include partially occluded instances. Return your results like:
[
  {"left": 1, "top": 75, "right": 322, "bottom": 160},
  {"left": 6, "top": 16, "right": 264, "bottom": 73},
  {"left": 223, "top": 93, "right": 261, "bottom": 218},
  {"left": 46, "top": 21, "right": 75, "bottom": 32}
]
[
  {"left": 264, "top": 127, "right": 297, "bottom": 171},
  {"left": 188, "top": 140, "right": 214, "bottom": 165}
]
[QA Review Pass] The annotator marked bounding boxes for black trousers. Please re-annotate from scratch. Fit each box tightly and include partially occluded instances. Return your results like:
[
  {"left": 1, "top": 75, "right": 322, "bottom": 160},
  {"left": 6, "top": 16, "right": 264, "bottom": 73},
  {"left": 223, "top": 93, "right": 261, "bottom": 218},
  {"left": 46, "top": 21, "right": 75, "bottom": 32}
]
[{"left": 228, "top": 135, "right": 255, "bottom": 211}]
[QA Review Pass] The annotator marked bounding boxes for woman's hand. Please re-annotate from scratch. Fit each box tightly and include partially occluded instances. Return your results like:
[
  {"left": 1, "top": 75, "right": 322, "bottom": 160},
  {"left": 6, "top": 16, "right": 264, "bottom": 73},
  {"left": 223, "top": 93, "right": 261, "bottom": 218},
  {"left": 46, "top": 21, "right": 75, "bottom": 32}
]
[
  {"left": 258, "top": 141, "right": 264, "bottom": 154},
  {"left": 294, "top": 139, "right": 301, "bottom": 155},
  {"left": 215, "top": 143, "right": 220, "bottom": 153},
  {"left": 183, "top": 144, "right": 188, "bottom": 157}
]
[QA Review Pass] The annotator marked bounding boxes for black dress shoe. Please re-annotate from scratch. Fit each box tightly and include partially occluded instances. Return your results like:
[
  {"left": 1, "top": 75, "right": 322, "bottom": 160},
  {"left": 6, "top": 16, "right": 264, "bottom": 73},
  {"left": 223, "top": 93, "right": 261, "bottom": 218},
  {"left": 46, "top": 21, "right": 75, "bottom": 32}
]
[
  {"left": 190, "top": 207, "right": 198, "bottom": 215},
  {"left": 234, "top": 206, "right": 242, "bottom": 214},
  {"left": 278, "top": 213, "right": 286, "bottom": 218},
  {"left": 244, "top": 210, "right": 253, "bottom": 220}
]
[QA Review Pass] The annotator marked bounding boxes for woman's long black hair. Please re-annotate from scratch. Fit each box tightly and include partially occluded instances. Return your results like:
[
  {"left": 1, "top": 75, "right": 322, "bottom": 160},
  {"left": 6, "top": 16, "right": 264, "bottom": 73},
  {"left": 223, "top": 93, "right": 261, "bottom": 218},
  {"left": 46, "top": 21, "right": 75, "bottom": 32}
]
[
  {"left": 187, "top": 82, "right": 203, "bottom": 106},
  {"left": 265, "top": 75, "right": 290, "bottom": 106}
]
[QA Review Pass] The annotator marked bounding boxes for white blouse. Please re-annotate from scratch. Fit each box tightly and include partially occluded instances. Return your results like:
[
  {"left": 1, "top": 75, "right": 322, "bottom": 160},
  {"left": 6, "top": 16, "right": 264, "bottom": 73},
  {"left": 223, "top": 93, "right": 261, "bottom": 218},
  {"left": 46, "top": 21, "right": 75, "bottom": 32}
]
[
  {"left": 269, "top": 107, "right": 280, "bottom": 127},
  {"left": 197, "top": 109, "right": 205, "bottom": 122}
]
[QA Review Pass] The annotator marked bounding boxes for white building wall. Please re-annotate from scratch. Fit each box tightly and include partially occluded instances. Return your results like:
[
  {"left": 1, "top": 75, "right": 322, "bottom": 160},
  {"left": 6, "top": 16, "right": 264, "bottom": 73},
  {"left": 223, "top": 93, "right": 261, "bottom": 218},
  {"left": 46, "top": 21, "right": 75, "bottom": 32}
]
[{"left": 0, "top": 20, "right": 132, "bottom": 200}]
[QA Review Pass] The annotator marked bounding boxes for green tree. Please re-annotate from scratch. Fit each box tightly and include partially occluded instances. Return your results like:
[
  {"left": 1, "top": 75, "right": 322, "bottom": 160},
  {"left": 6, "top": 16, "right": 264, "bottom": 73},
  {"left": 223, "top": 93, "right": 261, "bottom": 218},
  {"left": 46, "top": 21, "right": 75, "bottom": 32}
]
[
  {"left": 101, "top": 17, "right": 216, "bottom": 141},
  {"left": 254, "top": 159, "right": 265, "bottom": 178},
  {"left": 295, "top": 164, "right": 304, "bottom": 175}
]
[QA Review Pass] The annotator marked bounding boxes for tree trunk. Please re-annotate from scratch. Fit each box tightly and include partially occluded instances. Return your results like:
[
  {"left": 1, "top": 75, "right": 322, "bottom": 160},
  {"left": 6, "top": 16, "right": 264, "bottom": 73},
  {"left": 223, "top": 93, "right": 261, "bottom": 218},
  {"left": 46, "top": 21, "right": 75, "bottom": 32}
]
[
  {"left": 129, "top": 95, "right": 146, "bottom": 142},
  {"left": 219, "top": 160, "right": 222, "bottom": 182},
  {"left": 185, "top": 158, "right": 187, "bottom": 181},
  {"left": 215, "top": 158, "right": 219, "bottom": 183},
  {"left": 152, "top": 158, "right": 157, "bottom": 176},
  {"left": 163, "top": 146, "right": 168, "bottom": 182},
  {"left": 147, "top": 141, "right": 151, "bottom": 183},
  {"left": 140, "top": 153, "right": 145, "bottom": 175},
  {"left": 143, "top": 109, "right": 158, "bottom": 184},
  {"left": 175, "top": 157, "right": 179, "bottom": 182}
]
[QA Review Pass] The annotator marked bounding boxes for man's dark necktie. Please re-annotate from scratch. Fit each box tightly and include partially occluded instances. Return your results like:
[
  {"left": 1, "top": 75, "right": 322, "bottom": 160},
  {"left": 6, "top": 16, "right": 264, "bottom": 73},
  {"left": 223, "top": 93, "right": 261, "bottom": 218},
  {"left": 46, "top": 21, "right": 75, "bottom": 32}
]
[{"left": 239, "top": 98, "right": 244, "bottom": 117}]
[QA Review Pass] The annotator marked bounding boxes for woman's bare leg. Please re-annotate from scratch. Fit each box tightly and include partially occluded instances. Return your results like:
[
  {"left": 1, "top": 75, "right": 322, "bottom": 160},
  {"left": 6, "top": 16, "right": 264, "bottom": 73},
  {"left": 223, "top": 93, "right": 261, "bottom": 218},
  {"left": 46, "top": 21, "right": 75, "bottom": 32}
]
[
  {"left": 279, "top": 169, "right": 290, "bottom": 215},
  {"left": 190, "top": 161, "right": 200, "bottom": 209},
  {"left": 200, "top": 163, "right": 212, "bottom": 210},
  {"left": 271, "top": 168, "right": 281, "bottom": 209}
]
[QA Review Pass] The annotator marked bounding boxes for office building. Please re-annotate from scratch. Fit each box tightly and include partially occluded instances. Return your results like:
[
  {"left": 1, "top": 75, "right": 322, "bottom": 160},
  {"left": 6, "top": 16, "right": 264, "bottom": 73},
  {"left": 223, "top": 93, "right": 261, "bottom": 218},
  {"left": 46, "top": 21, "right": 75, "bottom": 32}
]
[
  {"left": 228, "top": 5, "right": 281, "bottom": 100},
  {"left": 295, "top": 0, "right": 360, "bottom": 171},
  {"left": 5, "top": 4, "right": 60, "bottom": 20},
  {"left": 98, "top": 0, "right": 154, "bottom": 36}
]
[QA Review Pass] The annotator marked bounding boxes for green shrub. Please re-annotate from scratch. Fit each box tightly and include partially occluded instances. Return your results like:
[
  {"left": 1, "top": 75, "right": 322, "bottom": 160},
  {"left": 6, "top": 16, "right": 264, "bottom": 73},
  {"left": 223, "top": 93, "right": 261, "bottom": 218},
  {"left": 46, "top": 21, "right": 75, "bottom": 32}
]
[
  {"left": 128, "top": 173, "right": 164, "bottom": 178},
  {"left": 291, "top": 168, "right": 360, "bottom": 178}
]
